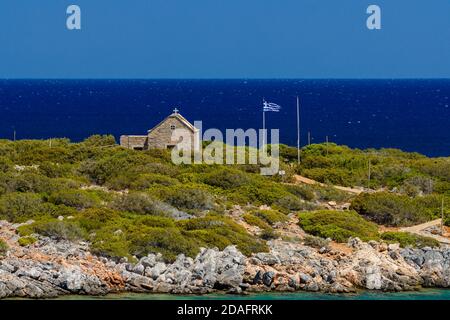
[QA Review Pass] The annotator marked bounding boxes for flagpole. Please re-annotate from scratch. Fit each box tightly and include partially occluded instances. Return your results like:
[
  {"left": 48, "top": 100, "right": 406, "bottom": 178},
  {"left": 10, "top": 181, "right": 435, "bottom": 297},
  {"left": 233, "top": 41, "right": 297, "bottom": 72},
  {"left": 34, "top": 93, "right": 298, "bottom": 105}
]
[
  {"left": 262, "top": 99, "right": 266, "bottom": 149},
  {"left": 297, "top": 96, "right": 300, "bottom": 164}
]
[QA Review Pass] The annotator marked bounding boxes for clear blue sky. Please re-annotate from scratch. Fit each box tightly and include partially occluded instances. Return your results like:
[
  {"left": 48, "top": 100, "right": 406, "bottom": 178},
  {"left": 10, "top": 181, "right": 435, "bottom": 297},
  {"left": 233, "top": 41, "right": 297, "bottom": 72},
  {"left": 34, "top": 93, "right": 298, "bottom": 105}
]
[{"left": 0, "top": 0, "right": 449, "bottom": 78}]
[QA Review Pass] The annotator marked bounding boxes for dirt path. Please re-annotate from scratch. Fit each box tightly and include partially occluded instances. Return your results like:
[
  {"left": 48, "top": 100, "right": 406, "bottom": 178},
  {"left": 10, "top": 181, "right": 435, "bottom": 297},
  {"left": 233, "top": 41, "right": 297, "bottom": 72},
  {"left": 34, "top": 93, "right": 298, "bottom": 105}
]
[
  {"left": 291, "top": 175, "right": 365, "bottom": 195},
  {"left": 400, "top": 219, "right": 450, "bottom": 245}
]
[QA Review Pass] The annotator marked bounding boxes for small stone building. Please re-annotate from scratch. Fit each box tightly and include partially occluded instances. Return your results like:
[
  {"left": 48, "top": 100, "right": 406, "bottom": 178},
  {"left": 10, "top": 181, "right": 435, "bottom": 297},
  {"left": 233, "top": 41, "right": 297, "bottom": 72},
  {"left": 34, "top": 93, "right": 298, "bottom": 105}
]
[{"left": 120, "top": 109, "right": 200, "bottom": 151}]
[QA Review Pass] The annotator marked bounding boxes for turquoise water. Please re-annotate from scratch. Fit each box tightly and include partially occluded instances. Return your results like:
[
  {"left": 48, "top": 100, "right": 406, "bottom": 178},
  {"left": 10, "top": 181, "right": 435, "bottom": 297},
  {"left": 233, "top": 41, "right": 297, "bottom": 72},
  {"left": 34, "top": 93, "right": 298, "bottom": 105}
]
[{"left": 56, "top": 289, "right": 450, "bottom": 300}]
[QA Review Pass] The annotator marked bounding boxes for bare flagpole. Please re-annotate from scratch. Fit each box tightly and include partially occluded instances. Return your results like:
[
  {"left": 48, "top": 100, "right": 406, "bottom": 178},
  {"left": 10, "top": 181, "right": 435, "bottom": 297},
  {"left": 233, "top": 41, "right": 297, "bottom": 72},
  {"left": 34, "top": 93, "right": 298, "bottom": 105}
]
[{"left": 297, "top": 96, "right": 300, "bottom": 164}]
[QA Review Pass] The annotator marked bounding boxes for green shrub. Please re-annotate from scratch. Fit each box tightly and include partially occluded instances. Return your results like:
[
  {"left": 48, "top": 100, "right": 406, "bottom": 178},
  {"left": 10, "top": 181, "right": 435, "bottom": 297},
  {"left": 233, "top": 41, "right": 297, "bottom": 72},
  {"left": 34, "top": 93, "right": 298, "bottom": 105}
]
[
  {"left": 129, "top": 227, "right": 200, "bottom": 261},
  {"left": 298, "top": 210, "right": 379, "bottom": 242},
  {"left": 275, "top": 195, "right": 306, "bottom": 211},
  {"left": 139, "top": 162, "right": 179, "bottom": 177},
  {"left": 82, "top": 134, "right": 116, "bottom": 147},
  {"left": 132, "top": 174, "right": 179, "bottom": 190},
  {"left": 137, "top": 215, "right": 175, "bottom": 228},
  {"left": 38, "top": 162, "right": 74, "bottom": 179},
  {"left": 350, "top": 192, "right": 432, "bottom": 227},
  {"left": 163, "top": 187, "right": 214, "bottom": 211},
  {"left": 0, "top": 239, "right": 8, "bottom": 256},
  {"left": 203, "top": 168, "right": 250, "bottom": 189},
  {"left": 177, "top": 215, "right": 268, "bottom": 256},
  {"left": 0, "top": 156, "right": 13, "bottom": 173},
  {"left": 40, "top": 203, "right": 78, "bottom": 218},
  {"left": 77, "top": 208, "right": 121, "bottom": 231},
  {"left": 90, "top": 226, "right": 132, "bottom": 260},
  {"left": 283, "top": 184, "right": 316, "bottom": 201},
  {"left": 0, "top": 192, "right": 44, "bottom": 222},
  {"left": 32, "top": 220, "right": 84, "bottom": 241},
  {"left": 232, "top": 182, "right": 291, "bottom": 205},
  {"left": 445, "top": 213, "right": 450, "bottom": 227},
  {"left": 110, "top": 192, "right": 166, "bottom": 215},
  {"left": 300, "top": 167, "right": 353, "bottom": 187},
  {"left": 0, "top": 171, "right": 52, "bottom": 194},
  {"left": 18, "top": 236, "right": 38, "bottom": 247},
  {"left": 47, "top": 189, "right": 99, "bottom": 209},
  {"left": 252, "top": 209, "right": 288, "bottom": 225},
  {"left": 77, "top": 151, "right": 145, "bottom": 186},
  {"left": 242, "top": 214, "right": 271, "bottom": 230},
  {"left": 381, "top": 231, "right": 439, "bottom": 248},
  {"left": 259, "top": 229, "right": 280, "bottom": 240},
  {"left": 303, "top": 234, "right": 330, "bottom": 248},
  {"left": 313, "top": 185, "right": 352, "bottom": 202},
  {"left": 401, "top": 176, "right": 434, "bottom": 196}
]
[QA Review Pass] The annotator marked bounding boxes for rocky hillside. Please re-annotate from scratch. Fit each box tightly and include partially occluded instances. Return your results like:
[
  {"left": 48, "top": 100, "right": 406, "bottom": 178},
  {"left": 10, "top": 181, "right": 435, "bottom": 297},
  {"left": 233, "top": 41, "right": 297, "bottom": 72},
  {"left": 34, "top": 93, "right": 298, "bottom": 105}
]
[{"left": 1, "top": 220, "right": 449, "bottom": 298}]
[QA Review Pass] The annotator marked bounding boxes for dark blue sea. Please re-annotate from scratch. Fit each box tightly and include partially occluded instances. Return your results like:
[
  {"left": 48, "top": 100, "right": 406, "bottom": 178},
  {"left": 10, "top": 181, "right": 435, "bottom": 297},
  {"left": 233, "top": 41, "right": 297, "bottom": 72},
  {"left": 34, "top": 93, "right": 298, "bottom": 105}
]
[{"left": 0, "top": 79, "right": 449, "bottom": 157}]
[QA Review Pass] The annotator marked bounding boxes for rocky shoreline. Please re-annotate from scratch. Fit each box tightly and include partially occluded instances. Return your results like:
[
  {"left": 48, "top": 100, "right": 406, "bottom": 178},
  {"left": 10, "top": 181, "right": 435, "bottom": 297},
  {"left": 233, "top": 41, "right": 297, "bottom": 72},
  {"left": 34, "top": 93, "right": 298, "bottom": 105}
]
[{"left": 1, "top": 220, "right": 449, "bottom": 299}]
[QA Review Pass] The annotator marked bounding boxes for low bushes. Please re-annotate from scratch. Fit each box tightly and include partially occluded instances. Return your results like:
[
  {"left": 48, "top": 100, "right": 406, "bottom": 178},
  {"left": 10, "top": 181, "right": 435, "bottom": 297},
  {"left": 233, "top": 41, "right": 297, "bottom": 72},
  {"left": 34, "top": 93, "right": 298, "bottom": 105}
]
[
  {"left": 381, "top": 231, "right": 439, "bottom": 248},
  {"left": 275, "top": 195, "right": 305, "bottom": 211},
  {"left": 110, "top": 192, "right": 166, "bottom": 215},
  {"left": 91, "top": 213, "right": 269, "bottom": 261},
  {"left": 129, "top": 227, "right": 201, "bottom": 261},
  {"left": 243, "top": 213, "right": 271, "bottom": 230},
  {"left": 32, "top": 220, "right": 84, "bottom": 241},
  {"left": 19, "top": 209, "right": 268, "bottom": 262},
  {"left": 82, "top": 134, "right": 116, "bottom": 147},
  {"left": 298, "top": 210, "right": 379, "bottom": 242},
  {"left": 89, "top": 225, "right": 132, "bottom": 260},
  {"left": 77, "top": 208, "right": 121, "bottom": 231},
  {"left": 202, "top": 168, "right": 250, "bottom": 189},
  {"left": 283, "top": 184, "right": 316, "bottom": 201},
  {"left": 313, "top": 185, "right": 352, "bottom": 203},
  {"left": 0, "top": 192, "right": 44, "bottom": 222},
  {"left": 132, "top": 174, "right": 179, "bottom": 190},
  {"left": 0, "top": 156, "right": 12, "bottom": 173},
  {"left": 0, "top": 239, "right": 7, "bottom": 256},
  {"left": 232, "top": 182, "right": 291, "bottom": 205},
  {"left": 300, "top": 167, "right": 353, "bottom": 187},
  {"left": 303, "top": 235, "right": 330, "bottom": 249},
  {"left": 259, "top": 229, "right": 280, "bottom": 240},
  {"left": 0, "top": 137, "right": 447, "bottom": 262},
  {"left": 252, "top": 209, "right": 288, "bottom": 225},
  {"left": 0, "top": 171, "right": 52, "bottom": 194},
  {"left": 163, "top": 187, "right": 214, "bottom": 211},
  {"left": 177, "top": 215, "right": 268, "bottom": 257},
  {"left": 47, "top": 189, "right": 99, "bottom": 210},
  {"left": 350, "top": 192, "right": 434, "bottom": 227},
  {"left": 18, "top": 236, "right": 38, "bottom": 247}
]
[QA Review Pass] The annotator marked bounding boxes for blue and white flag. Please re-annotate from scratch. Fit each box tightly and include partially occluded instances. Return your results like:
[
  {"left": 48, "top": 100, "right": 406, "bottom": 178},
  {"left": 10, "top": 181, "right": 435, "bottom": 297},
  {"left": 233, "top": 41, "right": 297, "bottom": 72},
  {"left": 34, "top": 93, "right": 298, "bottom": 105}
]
[{"left": 263, "top": 101, "right": 282, "bottom": 112}]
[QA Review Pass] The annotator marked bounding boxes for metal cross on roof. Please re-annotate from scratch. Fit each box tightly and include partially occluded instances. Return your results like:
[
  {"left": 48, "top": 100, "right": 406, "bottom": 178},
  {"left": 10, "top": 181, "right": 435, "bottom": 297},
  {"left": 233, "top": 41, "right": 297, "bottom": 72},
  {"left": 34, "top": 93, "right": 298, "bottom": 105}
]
[{"left": 173, "top": 108, "right": 179, "bottom": 114}]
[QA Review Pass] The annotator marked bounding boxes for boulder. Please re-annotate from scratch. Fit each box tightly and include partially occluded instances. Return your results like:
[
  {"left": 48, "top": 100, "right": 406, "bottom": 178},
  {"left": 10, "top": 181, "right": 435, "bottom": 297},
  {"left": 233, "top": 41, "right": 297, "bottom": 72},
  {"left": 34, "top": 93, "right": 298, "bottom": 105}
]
[
  {"left": 254, "top": 253, "right": 280, "bottom": 265},
  {"left": 299, "top": 272, "right": 312, "bottom": 284},
  {"left": 262, "top": 271, "right": 275, "bottom": 287}
]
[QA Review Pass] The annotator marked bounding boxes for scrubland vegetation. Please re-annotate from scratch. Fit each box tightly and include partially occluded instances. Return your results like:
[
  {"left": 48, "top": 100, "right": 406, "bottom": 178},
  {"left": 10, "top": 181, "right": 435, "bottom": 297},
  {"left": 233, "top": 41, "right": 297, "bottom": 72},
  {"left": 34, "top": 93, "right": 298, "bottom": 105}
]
[
  {"left": 298, "top": 210, "right": 380, "bottom": 243},
  {"left": 380, "top": 231, "right": 439, "bottom": 248},
  {"left": 0, "top": 136, "right": 448, "bottom": 260},
  {"left": 0, "top": 239, "right": 7, "bottom": 256}
]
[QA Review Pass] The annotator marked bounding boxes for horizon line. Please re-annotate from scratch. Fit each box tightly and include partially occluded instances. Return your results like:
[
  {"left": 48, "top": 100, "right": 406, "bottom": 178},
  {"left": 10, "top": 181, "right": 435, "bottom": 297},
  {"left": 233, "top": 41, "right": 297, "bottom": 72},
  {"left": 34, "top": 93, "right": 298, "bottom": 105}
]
[{"left": 1, "top": 78, "right": 450, "bottom": 81}]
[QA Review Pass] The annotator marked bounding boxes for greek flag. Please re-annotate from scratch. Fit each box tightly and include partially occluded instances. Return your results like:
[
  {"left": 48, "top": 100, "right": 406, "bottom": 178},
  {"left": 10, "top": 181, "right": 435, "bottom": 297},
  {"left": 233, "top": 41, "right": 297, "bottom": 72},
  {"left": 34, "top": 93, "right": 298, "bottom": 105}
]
[{"left": 263, "top": 101, "right": 282, "bottom": 112}]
